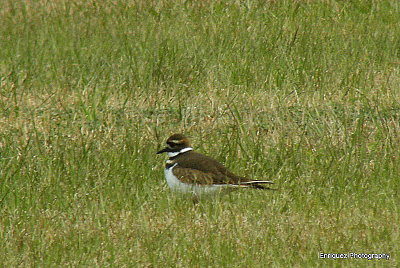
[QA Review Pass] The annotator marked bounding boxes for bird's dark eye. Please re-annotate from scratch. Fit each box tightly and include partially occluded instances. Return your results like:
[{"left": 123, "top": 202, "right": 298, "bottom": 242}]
[{"left": 167, "top": 142, "right": 175, "bottom": 147}]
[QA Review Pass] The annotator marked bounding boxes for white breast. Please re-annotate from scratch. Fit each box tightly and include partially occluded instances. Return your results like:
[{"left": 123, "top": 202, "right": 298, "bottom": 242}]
[{"left": 164, "top": 164, "right": 229, "bottom": 195}]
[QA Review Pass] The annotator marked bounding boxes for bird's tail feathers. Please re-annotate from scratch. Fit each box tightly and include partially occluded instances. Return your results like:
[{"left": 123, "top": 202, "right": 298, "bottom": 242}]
[{"left": 239, "top": 180, "right": 277, "bottom": 190}]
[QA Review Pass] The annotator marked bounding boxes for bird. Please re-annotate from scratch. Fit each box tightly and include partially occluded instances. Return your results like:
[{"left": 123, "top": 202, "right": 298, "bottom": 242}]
[{"left": 156, "top": 134, "right": 274, "bottom": 196}]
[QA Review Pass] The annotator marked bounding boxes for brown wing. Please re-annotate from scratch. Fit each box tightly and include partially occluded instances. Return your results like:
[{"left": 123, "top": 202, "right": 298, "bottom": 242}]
[
  {"left": 172, "top": 166, "right": 222, "bottom": 185},
  {"left": 173, "top": 151, "right": 250, "bottom": 184}
]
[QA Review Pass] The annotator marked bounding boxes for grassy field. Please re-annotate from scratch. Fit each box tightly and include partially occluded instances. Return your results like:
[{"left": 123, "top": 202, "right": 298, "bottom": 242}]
[{"left": 1, "top": 0, "right": 399, "bottom": 266}]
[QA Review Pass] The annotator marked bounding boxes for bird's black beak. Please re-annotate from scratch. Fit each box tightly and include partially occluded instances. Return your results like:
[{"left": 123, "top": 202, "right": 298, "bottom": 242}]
[{"left": 156, "top": 147, "right": 170, "bottom": 154}]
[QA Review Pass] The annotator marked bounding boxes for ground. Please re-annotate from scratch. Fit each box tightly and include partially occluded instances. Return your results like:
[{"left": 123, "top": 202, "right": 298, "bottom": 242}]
[{"left": 0, "top": 0, "right": 399, "bottom": 266}]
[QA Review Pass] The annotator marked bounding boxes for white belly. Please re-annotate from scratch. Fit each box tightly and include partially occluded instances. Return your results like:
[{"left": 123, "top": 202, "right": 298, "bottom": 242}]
[{"left": 164, "top": 165, "right": 228, "bottom": 195}]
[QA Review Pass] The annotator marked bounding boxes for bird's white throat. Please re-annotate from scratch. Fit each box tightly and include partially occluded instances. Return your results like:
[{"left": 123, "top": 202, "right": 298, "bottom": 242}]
[{"left": 167, "top": 147, "right": 193, "bottom": 158}]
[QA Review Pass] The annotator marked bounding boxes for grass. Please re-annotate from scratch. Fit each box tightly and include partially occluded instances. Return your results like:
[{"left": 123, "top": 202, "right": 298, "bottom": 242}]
[{"left": 0, "top": 0, "right": 399, "bottom": 266}]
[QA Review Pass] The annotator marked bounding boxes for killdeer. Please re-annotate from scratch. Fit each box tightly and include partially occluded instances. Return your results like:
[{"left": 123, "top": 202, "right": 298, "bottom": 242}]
[{"left": 157, "top": 134, "right": 274, "bottom": 196}]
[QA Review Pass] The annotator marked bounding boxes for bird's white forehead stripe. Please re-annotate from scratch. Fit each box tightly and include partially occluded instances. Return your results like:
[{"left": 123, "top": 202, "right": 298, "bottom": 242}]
[{"left": 167, "top": 147, "right": 193, "bottom": 157}]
